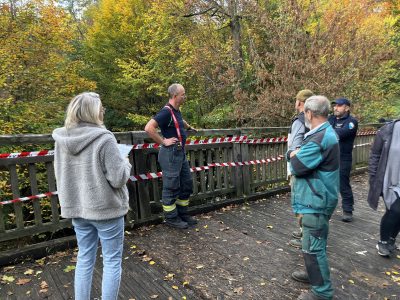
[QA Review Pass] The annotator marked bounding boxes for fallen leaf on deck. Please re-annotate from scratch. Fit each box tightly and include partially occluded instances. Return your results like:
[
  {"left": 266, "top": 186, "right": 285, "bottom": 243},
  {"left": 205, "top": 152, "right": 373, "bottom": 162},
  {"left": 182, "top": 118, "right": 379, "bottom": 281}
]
[
  {"left": 356, "top": 251, "right": 367, "bottom": 256},
  {"left": 348, "top": 279, "right": 355, "bottom": 284},
  {"left": 149, "top": 261, "right": 155, "bottom": 265},
  {"left": 243, "top": 257, "right": 249, "bottom": 261},
  {"left": 266, "top": 225, "right": 273, "bottom": 229},
  {"left": 16, "top": 278, "right": 31, "bottom": 285},
  {"left": 63, "top": 265, "right": 76, "bottom": 273},
  {"left": 3, "top": 266, "right": 15, "bottom": 272},
  {"left": 40, "top": 281, "right": 48, "bottom": 289},
  {"left": 172, "top": 285, "right": 179, "bottom": 290},
  {"left": 2, "top": 275, "right": 15, "bottom": 282},
  {"left": 233, "top": 287, "right": 244, "bottom": 295},
  {"left": 24, "top": 269, "right": 34, "bottom": 275},
  {"left": 196, "top": 265, "right": 204, "bottom": 269},
  {"left": 203, "top": 225, "right": 208, "bottom": 229},
  {"left": 183, "top": 281, "right": 189, "bottom": 286},
  {"left": 150, "top": 295, "right": 158, "bottom": 299}
]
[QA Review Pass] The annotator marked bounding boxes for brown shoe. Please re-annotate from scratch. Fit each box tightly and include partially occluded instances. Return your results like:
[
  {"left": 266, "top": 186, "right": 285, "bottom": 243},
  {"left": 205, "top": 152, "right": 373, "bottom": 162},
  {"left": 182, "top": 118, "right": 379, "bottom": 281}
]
[
  {"left": 297, "top": 291, "right": 325, "bottom": 300},
  {"left": 291, "top": 270, "right": 310, "bottom": 283},
  {"left": 289, "top": 238, "right": 302, "bottom": 249}
]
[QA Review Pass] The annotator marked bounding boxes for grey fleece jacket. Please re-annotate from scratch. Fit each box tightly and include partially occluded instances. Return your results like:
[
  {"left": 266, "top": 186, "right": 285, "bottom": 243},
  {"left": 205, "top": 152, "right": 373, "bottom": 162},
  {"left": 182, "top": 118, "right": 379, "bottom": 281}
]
[{"left": 52, "top": 123, "right": 131, "bottom": 220}]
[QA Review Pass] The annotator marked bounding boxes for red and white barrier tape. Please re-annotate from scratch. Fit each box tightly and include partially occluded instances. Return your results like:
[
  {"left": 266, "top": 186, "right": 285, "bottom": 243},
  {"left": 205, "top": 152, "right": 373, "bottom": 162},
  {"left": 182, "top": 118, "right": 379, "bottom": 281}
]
[
  {"left": 0, "top": 150, "right": 54, "bottom": 159},
  {"left": 132, "top": 135, "right": 248, "bottom": 150},
  {"left": 238, "top": 137, "right": 287, "bottom": 144},
  {"left": 354, "top": 142, "right": 372, "bottom": 148},
  {"left": 128, "top": 155, "right": 284, "bottom": 182},
  {"left": 0, "top": 155, "right": 284, "bottom": 205},
  {"left": 0, "top": 131, "right": 377, "bottom": 159},
  {"left": 0, "top": 192, "right": 57, "bottom": 206}
]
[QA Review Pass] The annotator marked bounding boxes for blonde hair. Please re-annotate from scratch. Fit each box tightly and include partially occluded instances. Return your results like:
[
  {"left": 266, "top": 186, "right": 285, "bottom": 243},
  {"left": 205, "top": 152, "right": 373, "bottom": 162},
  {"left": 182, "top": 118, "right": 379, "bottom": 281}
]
[{"left": 64, "top": 92, "right": 103, "bottom": 129}]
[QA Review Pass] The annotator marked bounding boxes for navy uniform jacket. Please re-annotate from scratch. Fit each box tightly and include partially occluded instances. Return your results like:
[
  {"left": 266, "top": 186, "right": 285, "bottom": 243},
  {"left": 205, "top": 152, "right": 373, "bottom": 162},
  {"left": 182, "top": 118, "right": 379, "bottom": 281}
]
[{"left": 328, "top": 113, "right": 358, "bottom": 160}]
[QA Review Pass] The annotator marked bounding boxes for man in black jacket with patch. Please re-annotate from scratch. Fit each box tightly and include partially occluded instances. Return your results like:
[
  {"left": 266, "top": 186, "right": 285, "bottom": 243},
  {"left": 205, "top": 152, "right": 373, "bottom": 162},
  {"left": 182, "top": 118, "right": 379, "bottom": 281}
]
[{"left": 329, "top": 98, "right": 358, "bottom": 222}]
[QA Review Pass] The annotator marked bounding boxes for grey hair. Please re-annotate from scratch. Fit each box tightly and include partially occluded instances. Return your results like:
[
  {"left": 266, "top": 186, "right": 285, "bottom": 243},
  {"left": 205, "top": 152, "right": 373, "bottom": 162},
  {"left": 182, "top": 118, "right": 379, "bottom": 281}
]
[
  {"left": 304, "top": 95, "right": 330, "bottom": 118},
  {"left": 64, "top": 92, "right": 103, "bottom": 129},
  {"left": 168, "top": 83, "right": 183, "bottom": 98}
]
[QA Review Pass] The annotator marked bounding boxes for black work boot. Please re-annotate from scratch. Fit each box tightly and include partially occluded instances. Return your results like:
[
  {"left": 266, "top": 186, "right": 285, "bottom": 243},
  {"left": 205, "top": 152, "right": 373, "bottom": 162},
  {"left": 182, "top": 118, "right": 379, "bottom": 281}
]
[
  {"left": 180, "top": 214, "right": 198, "bottom": 226},
  {"left": 291, "top": 270, "right": 310, "bottom": 283},
  {"left": 388, "top": 238, "right": 399, "bottom": 252},
  {"left": 165, "top": 216, "right": 188, "bottom": 229},
  {"left": 342, "top": 211, "right": 353, "bottom": 222},
  {"left": 376, "top": 241, "right": 391, "bottom": 257}
]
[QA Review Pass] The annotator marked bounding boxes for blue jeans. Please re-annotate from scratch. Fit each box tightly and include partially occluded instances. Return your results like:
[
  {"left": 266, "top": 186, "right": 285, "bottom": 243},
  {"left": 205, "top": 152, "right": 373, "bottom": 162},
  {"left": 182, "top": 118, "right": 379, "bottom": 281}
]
[
  {"left": 72, "top": 217, "right": 124, "bottom": 300},
  {"left": 158, "top": 145, "right": 193, "bottom": 218}
]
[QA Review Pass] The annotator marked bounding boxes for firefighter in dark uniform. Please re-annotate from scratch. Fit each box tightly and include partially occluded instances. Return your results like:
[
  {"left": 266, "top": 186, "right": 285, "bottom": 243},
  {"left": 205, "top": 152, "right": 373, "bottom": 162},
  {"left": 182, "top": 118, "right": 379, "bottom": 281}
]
[{"left": 329, "top": 98, "right": 358, "bottom": 222}]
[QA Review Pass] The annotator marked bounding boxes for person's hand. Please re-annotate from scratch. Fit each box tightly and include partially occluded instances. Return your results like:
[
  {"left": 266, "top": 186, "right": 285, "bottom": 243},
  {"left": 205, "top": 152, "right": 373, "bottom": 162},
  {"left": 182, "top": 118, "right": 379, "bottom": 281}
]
[
  {"left": 162, "top": 137, "right": 179, "bottom": 146},
  {"left": 290, "top": 149, "right": 300, "bottom": 158}
]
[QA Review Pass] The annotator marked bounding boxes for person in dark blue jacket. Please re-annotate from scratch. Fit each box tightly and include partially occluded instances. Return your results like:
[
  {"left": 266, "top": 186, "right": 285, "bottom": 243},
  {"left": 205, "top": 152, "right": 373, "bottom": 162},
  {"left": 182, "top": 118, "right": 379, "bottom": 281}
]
[
  {"left": 328, "top": 98, "right": 358, "bottom": 222},
  {"left": 289, "top": 95, "right": 340, "bottom": 300}
]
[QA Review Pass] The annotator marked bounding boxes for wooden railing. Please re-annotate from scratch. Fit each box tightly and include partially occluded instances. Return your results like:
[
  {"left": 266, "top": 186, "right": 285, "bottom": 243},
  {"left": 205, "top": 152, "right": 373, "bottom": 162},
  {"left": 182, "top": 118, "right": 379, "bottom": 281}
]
[{"left": 0, "top": 125, "right": 379, "bottom": 243}]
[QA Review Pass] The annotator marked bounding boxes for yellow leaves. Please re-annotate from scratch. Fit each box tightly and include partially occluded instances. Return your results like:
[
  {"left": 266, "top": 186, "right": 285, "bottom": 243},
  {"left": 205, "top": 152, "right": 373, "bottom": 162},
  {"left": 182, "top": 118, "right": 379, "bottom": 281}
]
[
  {"left": 172, "top": 285, "right": 179, "bottom": 290},
  {"left": 348, "top": 279, "right": 355, "bottom": 284},
  {"left": 2, "top": 275, "right": 15, "bottom": 283},
  {"left": 149, "top": 261, "right": 156, "bottom": 265},
  {"left": 24, "top": 269, "right": 34, "bottom": 275},
  {"left": 63, "top": 265, "right": 76, "bottom": 273},
  {"left": 266, "top": 225, "right": 273, "bottom": 229}
]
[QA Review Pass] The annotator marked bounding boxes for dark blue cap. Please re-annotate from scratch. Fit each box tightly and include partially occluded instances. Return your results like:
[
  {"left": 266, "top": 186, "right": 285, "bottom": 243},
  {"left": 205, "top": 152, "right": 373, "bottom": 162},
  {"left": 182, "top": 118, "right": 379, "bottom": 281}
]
[{"left": 332, "top": 98, "right": 351, "bottom": 106}]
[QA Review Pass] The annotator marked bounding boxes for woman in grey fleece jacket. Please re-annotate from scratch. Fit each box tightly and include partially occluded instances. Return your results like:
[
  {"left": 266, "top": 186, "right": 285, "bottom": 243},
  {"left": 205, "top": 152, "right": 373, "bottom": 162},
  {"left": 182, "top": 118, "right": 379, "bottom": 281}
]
[{"left": 52, "top": 92, "right": 131, "bottom": 300}]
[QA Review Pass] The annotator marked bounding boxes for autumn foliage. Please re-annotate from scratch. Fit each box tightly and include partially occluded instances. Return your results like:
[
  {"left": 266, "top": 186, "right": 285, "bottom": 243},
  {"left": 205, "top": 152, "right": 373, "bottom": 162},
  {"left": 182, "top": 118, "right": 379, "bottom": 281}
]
[{"left": 0, "top": 0, "right": 399, "bottom": 132}]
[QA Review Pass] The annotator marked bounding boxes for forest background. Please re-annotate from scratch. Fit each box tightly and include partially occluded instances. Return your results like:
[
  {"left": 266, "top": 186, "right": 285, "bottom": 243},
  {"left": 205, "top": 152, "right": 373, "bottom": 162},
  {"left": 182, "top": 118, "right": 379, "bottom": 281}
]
[{"left": 1, "top": 0, "right": 399, "bottom": 135}]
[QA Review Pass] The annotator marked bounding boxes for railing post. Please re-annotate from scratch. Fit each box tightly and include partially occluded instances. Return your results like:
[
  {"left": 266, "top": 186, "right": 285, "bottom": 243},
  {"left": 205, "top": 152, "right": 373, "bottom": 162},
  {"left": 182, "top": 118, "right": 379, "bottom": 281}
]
[
  {"left": 232, "top": 142, "right": 243, "bottom": 197},
  {"left": 241, "top": 143, "right": 251, "bottom": 196}
]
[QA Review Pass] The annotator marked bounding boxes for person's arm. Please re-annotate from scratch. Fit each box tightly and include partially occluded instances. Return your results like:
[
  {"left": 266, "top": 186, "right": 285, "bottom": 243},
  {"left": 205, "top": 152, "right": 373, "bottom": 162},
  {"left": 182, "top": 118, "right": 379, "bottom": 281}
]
[
  {"left": 290, "top": 141, "right": 322, "bottom": 176},
  {"left": 100, "top": 135, "right": 132, "bottom": 189},
  {"left": 368, "top": 129, "right": 384, "bottom": 184},
  {"left": 144, "top": 119, "right": 178, "bottom": 146},
  {"left": 333, "top": 119, "right": 358, "bottom": 140},
  {"left": 287, "top": 120, "right": 305, "bottom": 159}
]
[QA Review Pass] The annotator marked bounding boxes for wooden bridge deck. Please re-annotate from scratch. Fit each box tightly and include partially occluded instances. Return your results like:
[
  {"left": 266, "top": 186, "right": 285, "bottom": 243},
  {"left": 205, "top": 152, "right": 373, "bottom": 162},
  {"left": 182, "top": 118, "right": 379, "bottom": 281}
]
[{"left": 1, "top": 173, "right": 399, "bottom": 299}]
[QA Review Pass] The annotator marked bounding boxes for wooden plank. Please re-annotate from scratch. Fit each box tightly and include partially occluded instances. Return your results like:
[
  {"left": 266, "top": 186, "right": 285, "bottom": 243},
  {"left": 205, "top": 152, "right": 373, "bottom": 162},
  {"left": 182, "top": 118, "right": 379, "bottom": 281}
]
[
  {"left": 45, "top": 161, "right": 60, "bottom": 225},
  {"left": 0, "top": 155, "right": 53, "bottom": 167},
  {"left": 0, "top": 219, "right": 71, "bottom": 242},
  {"left": 207, "top": 149, "right": 214, "bottom": 192},
  {"left": 223, "top": 148, "right": 229, "bottom": 190},
  {"left": 9, "top": 164, "right": 24, "bottom": 229},
  {"left": 0, "top": 205, "right": 5, "bottom": 233},
  {"left": 149, "top": 153, "right": 160, "bottom": 203},
  {"left": 216, "top": 147, "right": 222, "bottom": 190},
  {"left": 232, "top": 143, "right": 243, "bottom": 197},
  {"left": 28, "top": 163, "right": 43, "bottom": 227},
  {"left": 133, "top": 148, "right": 152, "bottom": 219},
  {"left": 190, "top": 150, "right": 198, "bottom": 195},
  {"left": 241, "top": 143, "right": 250, "bottom": 195},
  {"left": 199, "top": 150, "right": 206, "bottom": 193}
]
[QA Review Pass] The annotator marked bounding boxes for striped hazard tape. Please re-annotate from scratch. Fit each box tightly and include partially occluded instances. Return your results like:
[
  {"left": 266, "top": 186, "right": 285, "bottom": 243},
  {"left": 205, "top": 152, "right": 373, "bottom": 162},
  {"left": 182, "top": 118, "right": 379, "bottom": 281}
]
[
  {"left": 0, "top": 155, "right": 284, "bottom": 205},
  {"left": 0, "top": 131, "right": 377, "bottom": 159}
]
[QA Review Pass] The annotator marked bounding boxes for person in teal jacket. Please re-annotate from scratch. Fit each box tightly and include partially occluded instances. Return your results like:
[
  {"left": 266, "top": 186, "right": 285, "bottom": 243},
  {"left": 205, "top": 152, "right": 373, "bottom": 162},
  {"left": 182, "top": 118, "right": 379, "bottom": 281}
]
[{"left": 288, "top": 95, "right": 340, "bottom": 300}]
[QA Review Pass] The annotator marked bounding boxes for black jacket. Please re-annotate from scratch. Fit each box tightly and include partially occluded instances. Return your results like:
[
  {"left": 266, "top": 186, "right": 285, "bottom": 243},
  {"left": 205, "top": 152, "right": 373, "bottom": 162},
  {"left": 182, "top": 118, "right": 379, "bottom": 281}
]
[
  {"left": 328, "top": 113, "right": 358, "bottom": 159},
  {"left": 367, "top": 119, "right": 400, "bottom": 210}
]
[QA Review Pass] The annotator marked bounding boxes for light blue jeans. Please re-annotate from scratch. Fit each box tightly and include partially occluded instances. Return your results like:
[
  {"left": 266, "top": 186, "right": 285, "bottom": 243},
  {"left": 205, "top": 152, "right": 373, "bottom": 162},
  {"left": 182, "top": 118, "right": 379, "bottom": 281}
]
[{"left": 72, "top": 217, "right": 124, "bottom": 300}]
